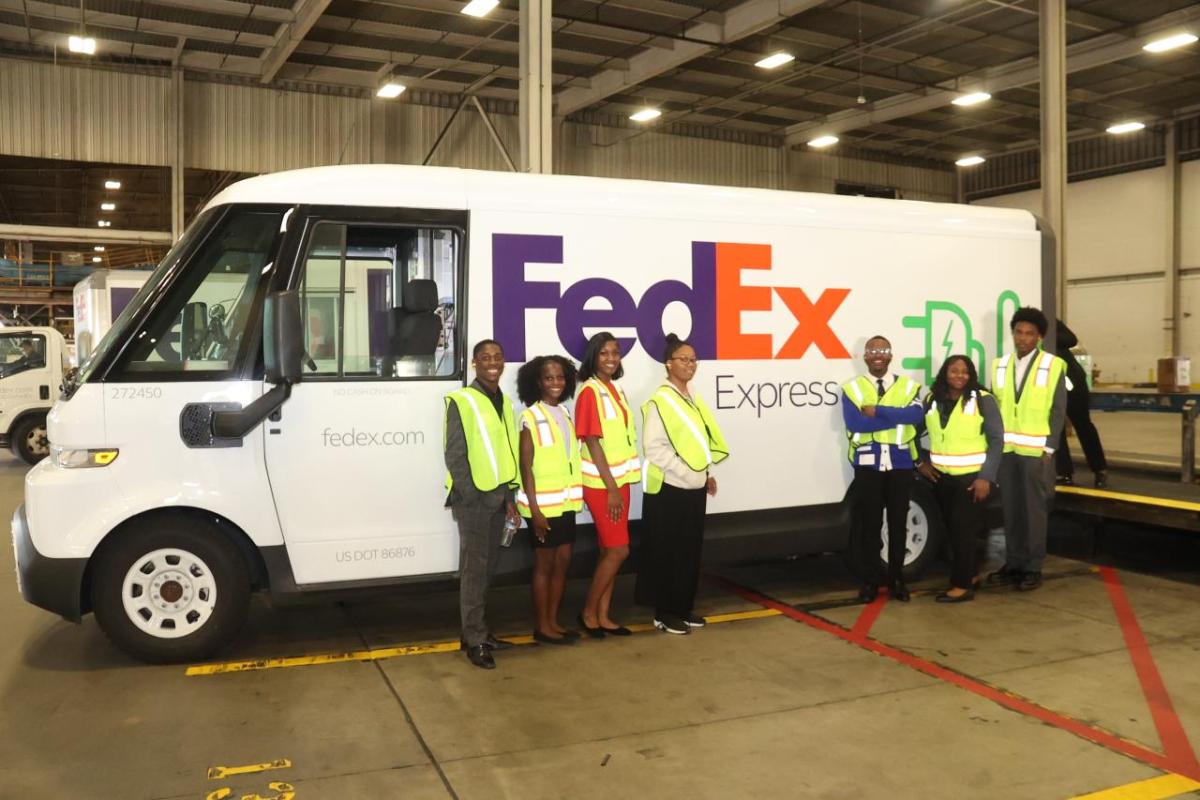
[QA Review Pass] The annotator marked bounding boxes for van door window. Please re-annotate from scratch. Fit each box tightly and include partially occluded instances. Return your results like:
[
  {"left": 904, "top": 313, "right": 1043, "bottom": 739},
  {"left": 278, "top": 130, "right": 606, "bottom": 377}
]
[
  {"left": 296, "top": 222, "right": 461, "bottom": 380},
  {"left": 110, "top": 209, "right": 285, "bottom": 377},
  {"left": 0, "top": 333, "right": 47, "bottom": 378}
]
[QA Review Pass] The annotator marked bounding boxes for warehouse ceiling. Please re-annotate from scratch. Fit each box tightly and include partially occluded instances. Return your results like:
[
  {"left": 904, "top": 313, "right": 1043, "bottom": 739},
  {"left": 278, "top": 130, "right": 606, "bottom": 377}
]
[{"left": 0, "top": 0, "right": 1198, "bottom": 164}]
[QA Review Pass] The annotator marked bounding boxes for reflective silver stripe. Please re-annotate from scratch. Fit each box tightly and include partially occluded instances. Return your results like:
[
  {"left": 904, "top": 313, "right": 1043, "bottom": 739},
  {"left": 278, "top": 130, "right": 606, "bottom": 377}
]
[
  {"left": 1065, "top": 376, "right": 1074, "bottom": 391},
  {"left": 529, "top": 404, "right": 555, "bottom": 447},
  {"left": 963, "top": 392, "right": 978, "bottom": 416},
  {"left": 994, "top": 355, "right": 1011, "bottom": 389},
  {"left": 1034, "top": 352, "right": 1053, "bottom": 387},
  {"left": 930, "top": 452, "right": 987, "bottom": 467},
  {"left": 460, "top": 391, "right": 498, "bottom": 483},
  {"left": 658, "top": 391, "right": 713, "bottom": 467},
  {"left": 1004, "top": 432, "right": 1048, "bottom": 448},
  {"left": 581, "top": 457, "right": 637, "bottom": 478},
  {"left": 894, "top": 424, "right": 904, "bottom": 443},
  {"left": 849, "top": 380, "right": 864, "bottom": 404}
]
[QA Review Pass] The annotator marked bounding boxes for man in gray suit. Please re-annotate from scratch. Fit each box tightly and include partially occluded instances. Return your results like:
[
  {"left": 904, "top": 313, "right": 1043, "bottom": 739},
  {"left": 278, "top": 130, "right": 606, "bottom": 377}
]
[{"left": 444, "top": 339, "right": 521, "bottom": 669}]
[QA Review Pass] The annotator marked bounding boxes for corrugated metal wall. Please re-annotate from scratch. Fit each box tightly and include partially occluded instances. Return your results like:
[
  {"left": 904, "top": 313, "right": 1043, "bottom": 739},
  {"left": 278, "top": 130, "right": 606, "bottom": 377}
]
[
  {"left": 0, "top": 58, "right": 170, "bottom": 165},
  {"left": 1, "top": 56, "right": 954, "bottom": 200}
]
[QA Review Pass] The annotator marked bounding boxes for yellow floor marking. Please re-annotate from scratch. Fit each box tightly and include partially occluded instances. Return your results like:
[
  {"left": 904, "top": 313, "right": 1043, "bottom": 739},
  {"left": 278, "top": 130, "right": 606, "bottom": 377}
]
[
  {"left": 187, "top": 608, "right": 785, "bottom": 676},
  {"left": 1068, "top": 773, "right": 1200, "bottom": 799},
  {"left": 207, "top": 758, "right": 292, "bottom": 780},
  {"left": 1056, "top": 485, "right": 1200, "bottom": 513}
]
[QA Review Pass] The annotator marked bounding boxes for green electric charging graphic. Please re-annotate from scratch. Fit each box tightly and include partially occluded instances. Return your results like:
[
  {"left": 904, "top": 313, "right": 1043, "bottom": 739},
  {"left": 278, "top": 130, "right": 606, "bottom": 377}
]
[{"left": 901, "top": 290, "right": 1022, "bottom": 385}]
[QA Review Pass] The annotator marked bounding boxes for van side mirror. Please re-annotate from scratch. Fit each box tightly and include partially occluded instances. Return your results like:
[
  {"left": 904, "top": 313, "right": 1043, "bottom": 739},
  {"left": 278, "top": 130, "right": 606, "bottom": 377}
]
[
  {"left": 264, "top": 290, "right": 303, "bottom": 385},
  {"left": 182, "top": 302, "right": 208, "bottom": 359}
]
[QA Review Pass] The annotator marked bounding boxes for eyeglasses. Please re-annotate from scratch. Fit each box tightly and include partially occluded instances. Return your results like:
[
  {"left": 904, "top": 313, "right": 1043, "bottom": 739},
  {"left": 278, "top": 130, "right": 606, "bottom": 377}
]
[
  {"left": 669, "top": 357, "right": 698, "bottom": 365},
  {"left": 864, "top": 348, "right": 892, "bottom": 356}
]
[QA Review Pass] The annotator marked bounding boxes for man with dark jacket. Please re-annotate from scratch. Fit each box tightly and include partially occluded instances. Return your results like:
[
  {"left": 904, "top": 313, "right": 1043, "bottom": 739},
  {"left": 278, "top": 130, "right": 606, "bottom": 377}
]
[{"left": 1053, "top": 319, "right": 1108, "bottom": 488}]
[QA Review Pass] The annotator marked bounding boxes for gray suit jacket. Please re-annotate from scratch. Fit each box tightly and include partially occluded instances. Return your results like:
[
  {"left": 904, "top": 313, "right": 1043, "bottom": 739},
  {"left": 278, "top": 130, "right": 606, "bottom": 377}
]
[{"left": 444, "top": 387, "right": 511, "bottom": 511}]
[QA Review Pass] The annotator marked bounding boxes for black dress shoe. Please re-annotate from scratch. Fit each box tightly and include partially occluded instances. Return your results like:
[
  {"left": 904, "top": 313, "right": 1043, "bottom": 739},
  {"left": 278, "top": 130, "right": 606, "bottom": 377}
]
[
  {"left": 1056, "top": 474, "right": 1074, "bottom": 486},
  {"left": 484, "top": 635, "right": 515, "bottom": 650},
  {"left": 466, "top": 644, "right": 495, "bottom": 669},
  {"left": 935, "top": 589, "right": 975, "bottom": 604},
  {"left": 1094, "top": 470, "right": 1109, "bottom": 489},
  {"left": 857, "top": 583, "right": 879, "bottom": 603},
  {"left": 889, "top": 582, "right": 911, "bottom": 602},
  {"left": 986, "top": 564, "right": 1020, "bottom": 586},
  {"left": 600, "top": 624, "right": 632, "bottom": 637},
  {"left": 558, "top": 629, "right": 581, "bottom": 641},
  {"left": 533, "top": 631, "right": 577, "bottom": 646},
  {"left": 577, "top": 613, "right": 605, "bottom": 639},
  {"left": 1016, "top": 571, "right": 1043, "bottom": 592}
]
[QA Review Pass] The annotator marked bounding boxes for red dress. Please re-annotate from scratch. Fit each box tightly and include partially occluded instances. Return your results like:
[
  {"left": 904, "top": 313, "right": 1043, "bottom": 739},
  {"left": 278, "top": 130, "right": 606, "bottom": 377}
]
[{"left": 575, "top": 381, "right": 631, "bottom": 548}]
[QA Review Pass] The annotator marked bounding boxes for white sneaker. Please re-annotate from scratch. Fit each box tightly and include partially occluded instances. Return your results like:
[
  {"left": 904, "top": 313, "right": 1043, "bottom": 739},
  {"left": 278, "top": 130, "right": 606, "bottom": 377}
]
[{"left": 653, "top": 616, "right": 689, "bottom": 635}]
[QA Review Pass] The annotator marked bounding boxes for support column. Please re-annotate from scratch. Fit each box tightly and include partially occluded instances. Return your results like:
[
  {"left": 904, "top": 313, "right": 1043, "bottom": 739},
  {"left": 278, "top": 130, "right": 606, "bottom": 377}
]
[
  {"left": 519, "top": 0, "right": 552, "bottom": 174},
  {"left": 1164, "top": 122, "right": 1183, "bottom": 356},
  {"left": 170, "top": 68, "right": 186, "bottom": 242},
  {"left": 1040, "top": 0, "right": 1068, "bottom": 328}
]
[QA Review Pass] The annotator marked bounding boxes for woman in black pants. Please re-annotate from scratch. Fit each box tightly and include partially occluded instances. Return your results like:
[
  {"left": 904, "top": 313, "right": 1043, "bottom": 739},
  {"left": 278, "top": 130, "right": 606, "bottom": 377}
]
[{"left": 917, "top": 355, "right": 1004, "bottom": 602}]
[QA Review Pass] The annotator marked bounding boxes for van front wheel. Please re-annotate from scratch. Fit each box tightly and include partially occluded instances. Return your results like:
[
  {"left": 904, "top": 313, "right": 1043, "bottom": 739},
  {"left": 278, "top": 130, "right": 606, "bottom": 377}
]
[
  {"left": 91, "top": 517, "right": 250, "bottom": 663},
  {"left": 11, "top": 415, "right": 50, "bottom": 465}
]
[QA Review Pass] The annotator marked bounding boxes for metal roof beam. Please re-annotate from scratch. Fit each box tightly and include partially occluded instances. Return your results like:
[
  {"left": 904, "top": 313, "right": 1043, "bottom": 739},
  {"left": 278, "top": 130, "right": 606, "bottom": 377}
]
[
  {"left": 0, "top": 224, "right": 172, "bottom": 245},
  {"left": 555, "top": 0, "right": 826, "bottom": 117},
  {"left": 260, "top": 0, "right": 332, "bottom": 84},
  {"left": 783, "top": 4, "right": 1200, "bottom": 145}
]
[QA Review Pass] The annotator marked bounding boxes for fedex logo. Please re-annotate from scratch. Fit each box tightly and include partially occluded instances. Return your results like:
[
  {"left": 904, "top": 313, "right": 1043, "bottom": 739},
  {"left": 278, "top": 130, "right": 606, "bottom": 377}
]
[{"left": 492, "top": 233, "right": 852, "bottom": 362}]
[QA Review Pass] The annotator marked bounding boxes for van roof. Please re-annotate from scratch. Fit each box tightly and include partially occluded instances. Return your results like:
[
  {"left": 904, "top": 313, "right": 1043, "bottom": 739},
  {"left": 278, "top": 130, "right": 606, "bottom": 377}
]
[{"left": 206, "top": 164, "right": 1037, "bottom": 237}]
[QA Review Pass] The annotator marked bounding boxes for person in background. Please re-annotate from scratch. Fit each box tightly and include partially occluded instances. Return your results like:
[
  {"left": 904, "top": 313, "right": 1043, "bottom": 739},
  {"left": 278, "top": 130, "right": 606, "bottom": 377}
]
[
  {"left": 635, "top": 333, "right": 729, "bottom": 635},
  {"left": 917, "top": 355, "right": 1004, "bottom": 603},
  {"left": 574, "top": 332, "right": 641, "bottom": 638},
  {"left": 1053, "top": 318, "right": 1108, "bottom": 489},
  {"left": 444, "top": 339, "right": 521, "bottom": 669},
  {"left": 987, "top": 307, "right": 1068, "bottom": 593},
  {"left": 842, "top": 335, "right": 924, "bottom": 604},
  {"left": 516, "top": 355, "right": 582, "bottom": 646}
]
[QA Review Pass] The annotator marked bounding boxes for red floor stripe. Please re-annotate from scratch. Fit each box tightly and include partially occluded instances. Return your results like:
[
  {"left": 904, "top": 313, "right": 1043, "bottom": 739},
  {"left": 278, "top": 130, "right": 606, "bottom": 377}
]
[
  {"left": 710, "top": 575, "right": 1200, "bottom": 782},
  {"left": 1100, "top": 566, "right": 1200, "bottom": 773},
  {"left": 849, "top": 594, "right": 888, "bottom": 639}
]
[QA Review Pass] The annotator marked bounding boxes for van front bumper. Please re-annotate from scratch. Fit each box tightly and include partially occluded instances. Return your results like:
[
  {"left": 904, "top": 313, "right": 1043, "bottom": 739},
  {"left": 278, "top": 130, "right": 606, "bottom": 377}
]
[{"left": 11, "top": 504, "right": 87, "bottom": 622}]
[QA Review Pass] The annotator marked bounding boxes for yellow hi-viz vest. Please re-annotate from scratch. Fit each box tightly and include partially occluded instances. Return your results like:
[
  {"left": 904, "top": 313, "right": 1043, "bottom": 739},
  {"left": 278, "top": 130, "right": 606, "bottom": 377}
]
[
  {"left": 926, "top": 389, "right": 991, "bottom": 475},
  {"left": 990, "top": 349, "right": 1065, "bottom": 457},
  {"left": 579, "top": 378, "right": 641, "bottom": 490},
  {"left": 842, "top": 374, "right": 921, "bottom": 463},
  {"left": 444, "top": 386, "right": 519, "bottom": 495},
  {"left": 516, "top": 402, "right": 583, "bottom": 518},
  {"left": 640, "top": 385, "right": 730, "bottom": 495}
]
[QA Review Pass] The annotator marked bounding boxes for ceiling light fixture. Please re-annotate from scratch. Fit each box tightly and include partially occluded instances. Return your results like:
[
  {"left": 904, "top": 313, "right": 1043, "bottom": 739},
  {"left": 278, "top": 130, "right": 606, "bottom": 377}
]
[
  {"left": 755, "top": 52, "right": 795, "bottom": 70},
  {"left": 807, "top": 135, "right": 839, "bottom": 148},
  {"left": 68, "top": 35, "right": 96, "bottom": 55},
  {"left": 461, "top": 0, "right": 499, "bottom": 17},
  {"left": 92, "top": 256, "right": 102, "bottom": 263},
  {"left": 104, "top": 180, "right": 121, "bottom": 190},
  {"left": 94, "top": 246, "right": 105, "bottom": 252},
  {"left": 952, "top": 91, "right": 991, "bottom": 107},
  {"left": 1143, "top": 32, "right": 1198, "bottom": 53},
  {"left": 97, "top": 220, "right": 111, "bottom": 228},
  {"left": 955, "top": 155, "right": 986, "bottom": 167},
  {"left": 629, "top": 108, "right": 662, "bottom": 122},
  {"left": 376, "top": 82, "right": 406, "bottom": 99},
  {"left": 1106, "top": 121, "right": 1146, "bottom": 134},
  {"left": 100, "top": 202, "right": 116, "bottom": 211}
]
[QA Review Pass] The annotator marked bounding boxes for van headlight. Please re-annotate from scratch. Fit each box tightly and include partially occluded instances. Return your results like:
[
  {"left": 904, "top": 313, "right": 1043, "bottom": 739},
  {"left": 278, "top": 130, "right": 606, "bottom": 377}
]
[{"left": 50, "top": 446, "right": 119, "bottom": 469}]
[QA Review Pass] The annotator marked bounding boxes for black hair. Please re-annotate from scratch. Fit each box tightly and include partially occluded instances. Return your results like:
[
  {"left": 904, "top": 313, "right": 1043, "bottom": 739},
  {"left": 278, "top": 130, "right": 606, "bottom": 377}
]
[
  {"left": 926, "top": 355, "right": 986, "bottom": 409},
  {"left": 662, "top": 332, "right": 693, "bottom": 363},
  {"left": 472, "top": 339, "right": 503, "bottom": 359},
  {"left": 865, "top": 334, "right": 891, "bottom": 348},
  {"left": 516, "top": 356, "right": 578, "bottom": 406},
  {"left": 1009, "top": 307, "right": 1048, "bottom": 336},
  {"left": 578, "top": 332, "right": 624, "bottom": 381}
]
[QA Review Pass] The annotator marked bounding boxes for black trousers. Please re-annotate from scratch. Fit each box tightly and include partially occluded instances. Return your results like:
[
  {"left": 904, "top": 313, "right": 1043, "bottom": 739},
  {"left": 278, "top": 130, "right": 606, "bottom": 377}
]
[
  {"left": 635, "top": 483, "right": 708, "bottom": 618},
  {"left": 1056, "top": 384, "right": 1108, "bottom": 476},
  {"left": 853, "top": 467, "right": 913, "bottom": 585},
  {"left": 932, "top": 472, "right": 985, "bottom": 590}
]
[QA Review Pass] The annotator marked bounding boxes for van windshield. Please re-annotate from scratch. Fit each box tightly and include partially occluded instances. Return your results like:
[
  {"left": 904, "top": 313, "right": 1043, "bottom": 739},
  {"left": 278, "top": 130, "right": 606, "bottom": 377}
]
[{"left": 74, "top": 209, "right": 218, "bottom": 390}]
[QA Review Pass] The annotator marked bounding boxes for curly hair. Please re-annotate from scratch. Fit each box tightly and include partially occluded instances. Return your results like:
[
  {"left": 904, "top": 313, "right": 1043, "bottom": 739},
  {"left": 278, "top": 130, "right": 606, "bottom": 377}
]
[
  {"left": 578, "top": 332, "right": 624, "bottom": 381},
  {"left": 662, "top": 332, "right": 692, "bottom": 363},
  {"left": 1009, "top": 306, "right": 1048, "bottom": 336},
  {"left": 926, "top": 354, "right": 986, "bottom": 409},
  {"left": 516, "top": 355, "right": 578, "bottom": 406}
]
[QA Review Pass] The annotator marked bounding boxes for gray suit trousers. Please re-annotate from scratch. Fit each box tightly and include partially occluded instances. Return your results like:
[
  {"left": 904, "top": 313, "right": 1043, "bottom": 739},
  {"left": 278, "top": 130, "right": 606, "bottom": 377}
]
[
  {"left": 998, "top": 451, "right": 1055, "bottom": 572},
  {"left": 455, "top": 501, "right": 506, "bottom": 647}
]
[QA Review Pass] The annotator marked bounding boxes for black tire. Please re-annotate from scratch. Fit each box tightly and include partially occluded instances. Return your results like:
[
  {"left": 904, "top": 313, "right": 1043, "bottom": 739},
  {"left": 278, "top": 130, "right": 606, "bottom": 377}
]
[
  {"left": 91, "top": 515, "right": 251, "bottom": 664},
  {"left": 847, "top": 482, "right": 945, "bottom": 582},
  {"left": 11, "top": 414, "right": 49, "bottom": 465}
]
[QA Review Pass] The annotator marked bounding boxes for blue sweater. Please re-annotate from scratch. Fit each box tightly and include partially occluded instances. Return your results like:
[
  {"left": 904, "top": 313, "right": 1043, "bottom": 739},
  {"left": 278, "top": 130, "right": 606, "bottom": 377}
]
[{"left": 841, "top": 391, "right": 925, "bottom": 471}]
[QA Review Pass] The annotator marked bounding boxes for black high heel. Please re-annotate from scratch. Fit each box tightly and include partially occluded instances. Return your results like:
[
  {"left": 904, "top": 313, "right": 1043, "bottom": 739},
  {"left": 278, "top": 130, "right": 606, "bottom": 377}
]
[{"left": 577, "top": 613, "right": 605, "bottom": 639}]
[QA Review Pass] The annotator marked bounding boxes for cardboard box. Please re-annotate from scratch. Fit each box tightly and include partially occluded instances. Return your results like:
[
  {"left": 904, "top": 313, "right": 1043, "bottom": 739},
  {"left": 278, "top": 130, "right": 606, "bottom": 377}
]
[{"left": 1157, "top": 356, "right": 1192, "bottom": 393}]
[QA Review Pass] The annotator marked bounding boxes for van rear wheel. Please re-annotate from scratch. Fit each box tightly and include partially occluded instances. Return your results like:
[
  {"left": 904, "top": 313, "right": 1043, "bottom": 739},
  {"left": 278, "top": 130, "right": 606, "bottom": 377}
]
[
  {"left": 11, "top": 415, "right": 49, "bottom": 465},
  {"left": 91, "top": 516, "right": 250, "bottom": 663}
]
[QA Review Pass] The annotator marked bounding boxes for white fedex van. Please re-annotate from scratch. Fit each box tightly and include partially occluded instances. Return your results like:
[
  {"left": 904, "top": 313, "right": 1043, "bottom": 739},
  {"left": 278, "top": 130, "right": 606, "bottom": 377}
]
[{"left": 12, "top": 165, "right": 1048, "bottom": 662}]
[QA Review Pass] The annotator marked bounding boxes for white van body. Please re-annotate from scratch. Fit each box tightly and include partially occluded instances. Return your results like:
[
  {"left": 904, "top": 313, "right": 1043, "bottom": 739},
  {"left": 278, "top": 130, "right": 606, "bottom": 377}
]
[
  {"left": 72, "top": 269, "right": 152, "bottom": 365},
  {"left": 13, "top": 165, "right": 1046, "bottom": 661},
  {"left": 0, "top": 325, "right": 68, "bottom": 464}
]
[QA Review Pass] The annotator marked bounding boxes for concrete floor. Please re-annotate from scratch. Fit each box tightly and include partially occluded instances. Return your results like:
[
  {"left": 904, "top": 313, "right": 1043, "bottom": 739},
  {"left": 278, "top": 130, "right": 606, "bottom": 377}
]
[{"left": 3, "top": 454, "right": 1200, "bottom": 799}]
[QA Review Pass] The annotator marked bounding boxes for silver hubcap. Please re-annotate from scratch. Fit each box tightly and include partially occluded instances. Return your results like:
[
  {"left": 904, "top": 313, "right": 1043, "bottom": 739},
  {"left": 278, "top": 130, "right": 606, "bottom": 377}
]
[
  {"left": 25, "top": 425, "right": 48, "bottom": 457},
  {"left": 121, "top": 548, "right": 217, "bottom": 639},
  {"left": 880, "top": 500, "right": 929, "bottom": 568}
]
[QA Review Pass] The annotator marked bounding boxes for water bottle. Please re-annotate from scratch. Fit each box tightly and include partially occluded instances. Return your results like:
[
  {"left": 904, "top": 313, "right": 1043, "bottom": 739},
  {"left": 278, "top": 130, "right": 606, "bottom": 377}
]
[{"left": 500, "top": 515, "right": 519, "bottom": 547}]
